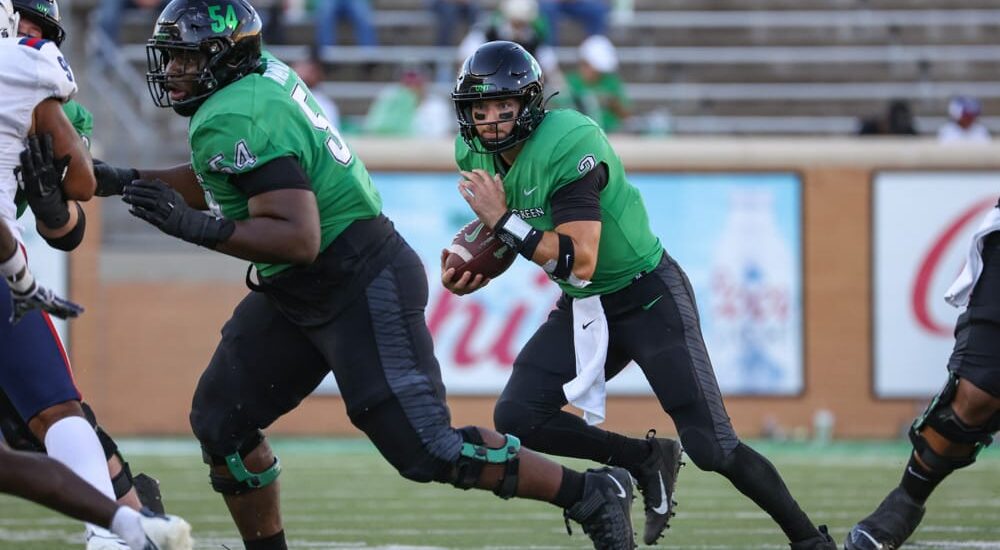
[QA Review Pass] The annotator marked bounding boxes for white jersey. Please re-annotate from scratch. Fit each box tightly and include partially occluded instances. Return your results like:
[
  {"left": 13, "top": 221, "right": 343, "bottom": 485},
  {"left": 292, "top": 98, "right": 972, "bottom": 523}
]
[{"left": 0, "top": 37, "right": 77, "bottom": 241}]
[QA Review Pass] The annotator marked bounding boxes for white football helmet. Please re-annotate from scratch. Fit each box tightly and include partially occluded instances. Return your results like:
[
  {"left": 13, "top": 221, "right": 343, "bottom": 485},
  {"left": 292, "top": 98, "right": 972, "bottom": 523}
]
[{"left": 0, "top": 0, "right": 19, "bottom": 41}]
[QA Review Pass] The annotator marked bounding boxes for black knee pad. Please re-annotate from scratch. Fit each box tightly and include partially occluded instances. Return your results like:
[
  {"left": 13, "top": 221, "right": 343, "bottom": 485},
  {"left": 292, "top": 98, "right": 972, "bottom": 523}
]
[
  {"left": 910, "top": 374, "right": 1000, "bottom": 472},
  {"left": 202, "top": 431, "right": 281, "bottom": 496},
  {"left": 677, "top": 427, "right": 728, "bottom": 472},
  {"left": 450, "top": 426, "right": 521, "bottom": 499}
]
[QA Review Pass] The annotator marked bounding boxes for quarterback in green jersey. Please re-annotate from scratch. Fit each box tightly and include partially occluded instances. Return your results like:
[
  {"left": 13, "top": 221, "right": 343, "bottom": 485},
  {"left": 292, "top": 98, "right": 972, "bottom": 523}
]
[
  {"left": 93, "top": 1, "right": 641, "bottom": 549},
  {"left": 445, "top": 40, "right": 838, "bottom": 549}
]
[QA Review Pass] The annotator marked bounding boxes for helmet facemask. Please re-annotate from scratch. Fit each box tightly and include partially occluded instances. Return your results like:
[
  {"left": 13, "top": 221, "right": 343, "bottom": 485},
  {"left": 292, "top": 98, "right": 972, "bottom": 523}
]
[
  {"left": 455, "top": 87, "right": 544, "bottom": 153},
  {"left": 146, "top": 40, "right": 219, "bottom": 116}
]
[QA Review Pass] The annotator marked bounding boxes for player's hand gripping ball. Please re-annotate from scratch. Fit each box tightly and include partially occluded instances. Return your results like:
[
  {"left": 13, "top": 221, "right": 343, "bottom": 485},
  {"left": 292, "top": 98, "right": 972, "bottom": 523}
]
[{"left": 444, "top": 219, "right": 517, "bottom": 280}]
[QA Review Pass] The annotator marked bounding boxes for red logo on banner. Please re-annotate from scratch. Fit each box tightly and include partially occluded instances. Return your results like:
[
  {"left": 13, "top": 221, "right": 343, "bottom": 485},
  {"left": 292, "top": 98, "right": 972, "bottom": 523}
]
[
  {"left": 427, "top": 271, "right": 557, "bottom": 368},
  {"left": 911, "top": 196, "right": 996, "bottom": 336}
]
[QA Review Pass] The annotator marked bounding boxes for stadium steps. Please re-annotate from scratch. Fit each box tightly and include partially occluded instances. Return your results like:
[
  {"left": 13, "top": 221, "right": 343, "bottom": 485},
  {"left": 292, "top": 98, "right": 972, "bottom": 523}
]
[{"left": 96, "top": 0, "right": 1000, "bottom": 135}]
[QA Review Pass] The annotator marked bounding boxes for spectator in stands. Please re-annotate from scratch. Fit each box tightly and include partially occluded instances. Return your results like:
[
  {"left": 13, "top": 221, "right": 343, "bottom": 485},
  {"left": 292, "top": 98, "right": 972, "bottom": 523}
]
[
  {"left": 857, "top": 99, "right": 918, "bottom": 136},
  {"left": 99, "top": 0, "right": 285, "bottom": 48},
  {"left": 539, "top": 0, "right": 608, "bottom": 46},
  {"left": 315, "top": 0, "right": 377, "bottom": 47},
  {"left": 559, "top": 34, "right": 629, "bottom": 133},
  {"left": 938, "top": 96, "right": 991, "bottom": 144},
  {"left": 292, "top": 50, "right": 341, "bottom": 129},
  {"left": 428, "top": 0, "right": 479, "bottom": 46},
  {"left": 364, "top": 67, "right": 453, "bottom": 138},
  {"left": 458, "top": 0, "right": 560, "bottom": 79},
  {"left": 96, "top": 0, "right": 165, "bottom": 48}
]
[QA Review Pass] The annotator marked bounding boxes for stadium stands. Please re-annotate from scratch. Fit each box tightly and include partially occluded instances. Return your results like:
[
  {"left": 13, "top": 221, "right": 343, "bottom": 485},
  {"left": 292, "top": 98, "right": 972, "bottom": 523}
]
[{"left": 73, "top": 0, "right": 1000, "bottom": 148}]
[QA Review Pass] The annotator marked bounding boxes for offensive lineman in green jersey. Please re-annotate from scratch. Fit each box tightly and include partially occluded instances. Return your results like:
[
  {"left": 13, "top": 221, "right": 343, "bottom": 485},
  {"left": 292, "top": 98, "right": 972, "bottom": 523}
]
[
  {"left": 7, "top": 0, "right": 169, "bottom": 521},
  {"left": 444, "top": 41, "right": 838, "bottom": 549},
  {"left": 92, "top": 1, "right": 641, "bottom": 548}
]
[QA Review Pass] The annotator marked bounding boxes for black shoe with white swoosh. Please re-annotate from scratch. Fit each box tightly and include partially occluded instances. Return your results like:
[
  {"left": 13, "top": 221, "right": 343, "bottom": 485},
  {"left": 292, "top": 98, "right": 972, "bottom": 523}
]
[
  {"left": 564, "top": 466, "right": 636, "bottom": 550},
  {"left": 632, "top": 430, "right": 683, "bottom": 545},
  {"left": 844, "top": 487, "right": 925, "bottom": 550}
]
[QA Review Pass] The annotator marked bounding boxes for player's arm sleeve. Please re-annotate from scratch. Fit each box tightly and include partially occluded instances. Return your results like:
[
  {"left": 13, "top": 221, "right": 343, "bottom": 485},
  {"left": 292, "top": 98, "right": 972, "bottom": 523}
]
[
  {"left": 550, "top": 162, "right": 606, "bottom": 226},
  {"left": 231, "top": 157, "right": 311, "bottom": 197},
  {"left": 34, "top": 41, "right": 77, "bottom": 102}
]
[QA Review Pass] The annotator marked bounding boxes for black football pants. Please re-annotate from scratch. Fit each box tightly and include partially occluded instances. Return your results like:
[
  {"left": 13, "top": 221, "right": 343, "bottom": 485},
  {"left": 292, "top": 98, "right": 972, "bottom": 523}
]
[{"left": 189, "top": 241, "right": 464, "bottom": 483}]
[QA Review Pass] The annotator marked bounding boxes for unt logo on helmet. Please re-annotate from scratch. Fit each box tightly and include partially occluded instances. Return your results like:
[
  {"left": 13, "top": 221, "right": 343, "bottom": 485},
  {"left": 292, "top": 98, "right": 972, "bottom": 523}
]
[
  {"left": 471, "top": 83, "right": 493, "bottom": 93},
  {"left": 34, "top": 3, "right": 48, "bottom": 12}
]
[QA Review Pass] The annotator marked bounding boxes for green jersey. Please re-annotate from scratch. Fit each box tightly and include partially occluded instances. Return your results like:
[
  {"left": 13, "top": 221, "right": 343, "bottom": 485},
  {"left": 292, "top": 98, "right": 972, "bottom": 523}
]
[
  {"left": 16, "top": 99, "right": 93, "bottom": 218},
  {"left": 455, "top": 109, "right": 662, "bottom": 297},
  {"left": 189, "top": 52, "right": 381, "bottom": 277}
]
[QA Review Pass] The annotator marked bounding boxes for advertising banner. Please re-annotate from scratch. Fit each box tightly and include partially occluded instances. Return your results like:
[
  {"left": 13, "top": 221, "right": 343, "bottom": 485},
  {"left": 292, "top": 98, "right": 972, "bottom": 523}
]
[
  {"left": 873, "top": 172, "right": 999, "bottom": 398},
  {"left": 316, "top": 172, "right": 803, "bottom": 396}
]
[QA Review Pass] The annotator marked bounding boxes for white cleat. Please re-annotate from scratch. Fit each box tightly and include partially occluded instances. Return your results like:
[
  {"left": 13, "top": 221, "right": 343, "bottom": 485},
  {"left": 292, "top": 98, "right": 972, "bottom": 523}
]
[{"left": 138, "top": 511, "right": 193, "bottom": 550}]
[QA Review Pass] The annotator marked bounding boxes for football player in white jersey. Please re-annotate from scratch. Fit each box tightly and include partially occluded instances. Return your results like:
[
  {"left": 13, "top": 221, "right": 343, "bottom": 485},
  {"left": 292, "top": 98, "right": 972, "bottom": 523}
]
[
  {"left": 6, "top": 0, "right": 170, "bottom": 519},
  {"left": 0, "top": 2, "right": 192, "bottom": 548},
  {"left": 0, "top": 207, "right": 191, "bottom": 550}
]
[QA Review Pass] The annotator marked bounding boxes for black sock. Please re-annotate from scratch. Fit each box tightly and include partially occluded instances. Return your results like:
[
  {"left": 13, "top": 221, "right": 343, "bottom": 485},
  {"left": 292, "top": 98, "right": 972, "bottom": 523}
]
[
  {"left": 553, "top": 467, "right": 586, "bottom": 509},
  {"left": 900, "top": 453, "right": 947, "bottom": 504},
  {"left": 245, "top": 530, "right": 287, "bottom": 550},
  {"left": 605, "top": 432, "right": 652, "bottom": 471}
]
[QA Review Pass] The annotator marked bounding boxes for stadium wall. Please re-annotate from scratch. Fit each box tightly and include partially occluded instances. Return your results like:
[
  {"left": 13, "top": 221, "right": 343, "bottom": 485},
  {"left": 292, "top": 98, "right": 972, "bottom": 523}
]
[{"left": 68, "top": 138, "right": 1000, "bottom": 440}]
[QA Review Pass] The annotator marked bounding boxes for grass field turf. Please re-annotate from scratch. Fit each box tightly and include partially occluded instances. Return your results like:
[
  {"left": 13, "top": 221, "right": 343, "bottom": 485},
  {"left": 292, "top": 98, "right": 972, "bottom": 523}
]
[{"left": 0, "top": 439, "right": 997, "bottom": 549}]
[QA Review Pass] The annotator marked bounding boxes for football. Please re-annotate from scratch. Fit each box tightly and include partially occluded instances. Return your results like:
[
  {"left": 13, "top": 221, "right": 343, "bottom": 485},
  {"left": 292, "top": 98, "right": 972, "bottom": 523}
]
[{"left": 444, "top": 219, "right": 517, "bottom": 280}]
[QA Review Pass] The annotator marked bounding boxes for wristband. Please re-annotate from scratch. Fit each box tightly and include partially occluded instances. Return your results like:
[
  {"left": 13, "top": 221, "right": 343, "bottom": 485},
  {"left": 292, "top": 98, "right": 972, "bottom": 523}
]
[{"left": 495, "top": 210, "right": 543, "bottom": 260}]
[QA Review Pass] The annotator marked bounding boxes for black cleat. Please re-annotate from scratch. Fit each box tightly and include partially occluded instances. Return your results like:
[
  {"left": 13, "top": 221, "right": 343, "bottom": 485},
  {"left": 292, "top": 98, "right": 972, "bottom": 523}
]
[
  {"left": 844, "top": 488, "right": 926, "bottom": 550},
  {"left": 632, "top": 430, "right": 683, "bottom": 545},
  {"left": 564, "top": 466, "right": 637, "bottom": 550},
  {"left": 133, "top": 473, "right": 165, "bottom": 515},
  {"left": 791, "top": 524, "right": 838, "bottom": 550}
]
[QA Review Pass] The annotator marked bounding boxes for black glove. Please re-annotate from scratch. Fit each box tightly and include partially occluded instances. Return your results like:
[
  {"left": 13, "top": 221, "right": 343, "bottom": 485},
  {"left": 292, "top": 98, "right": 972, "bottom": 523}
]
[
  {"left": 9, "top": 280, "right": 84, "bottom": 325},
  {"left": 15, "top": 134, "right": 70, "bottom": 228},
  {"left": 93, "top": 159, "right": 139, "bottom": 197},
  {"left": 122, "top": 178, "right": 234, "bottom": 249}
]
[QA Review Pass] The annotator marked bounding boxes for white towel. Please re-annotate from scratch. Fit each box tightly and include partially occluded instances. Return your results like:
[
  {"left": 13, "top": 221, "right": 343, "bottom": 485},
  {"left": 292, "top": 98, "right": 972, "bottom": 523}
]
[
  {"left": 563, "top": 295, "right": 610, "bottom": 426},
  {"left": 945, "top": 204, "right": 1000, "bottom": 308}
]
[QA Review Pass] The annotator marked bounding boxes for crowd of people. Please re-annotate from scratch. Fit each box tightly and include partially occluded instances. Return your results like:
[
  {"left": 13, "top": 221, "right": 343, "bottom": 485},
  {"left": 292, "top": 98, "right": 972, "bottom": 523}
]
[{"left": 87, "top": 0, "right": 995, "bottom": 140}]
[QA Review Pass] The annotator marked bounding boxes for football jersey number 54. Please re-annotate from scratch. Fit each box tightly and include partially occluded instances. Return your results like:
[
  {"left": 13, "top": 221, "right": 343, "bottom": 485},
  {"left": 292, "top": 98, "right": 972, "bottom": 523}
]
[{"left": 291, "top": 84, "right": 352, "bottom": 166}]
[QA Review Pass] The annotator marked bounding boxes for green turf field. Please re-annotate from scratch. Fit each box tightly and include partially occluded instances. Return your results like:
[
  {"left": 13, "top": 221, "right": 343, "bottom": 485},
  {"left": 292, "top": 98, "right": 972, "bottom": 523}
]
[{"left": 1, "top": 438, "right": 997, "bottom": 549}]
